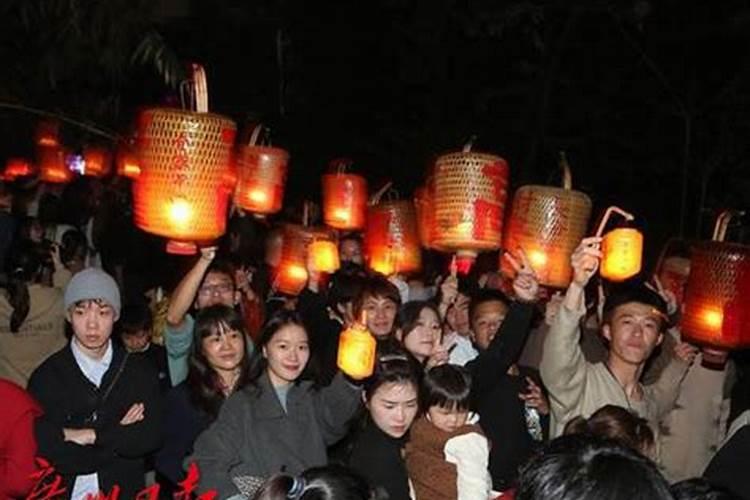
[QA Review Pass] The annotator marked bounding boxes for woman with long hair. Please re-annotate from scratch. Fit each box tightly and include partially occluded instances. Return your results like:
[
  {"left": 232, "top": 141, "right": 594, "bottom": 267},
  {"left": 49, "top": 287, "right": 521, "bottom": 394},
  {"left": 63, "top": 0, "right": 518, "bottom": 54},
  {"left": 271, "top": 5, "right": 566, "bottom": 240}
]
[
  {"left": 0, "top": 240, "right": 66, "bottom": 386},
  {"left": 155, "top": 304, "right": 252, "bottom": 487},
  {"left": 395, "top": 301, "right": 449, "bottom": 369},
  {"left": 191, "top": 310, "right": 362, "bottom": 499}
]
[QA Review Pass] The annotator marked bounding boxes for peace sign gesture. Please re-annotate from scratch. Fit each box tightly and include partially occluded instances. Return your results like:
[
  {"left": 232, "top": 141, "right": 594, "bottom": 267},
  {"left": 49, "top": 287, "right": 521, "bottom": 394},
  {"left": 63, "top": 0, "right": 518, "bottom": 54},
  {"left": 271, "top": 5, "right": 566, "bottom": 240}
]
[{"left": 504, "top": 248, "right": 540, "bottom": 303}]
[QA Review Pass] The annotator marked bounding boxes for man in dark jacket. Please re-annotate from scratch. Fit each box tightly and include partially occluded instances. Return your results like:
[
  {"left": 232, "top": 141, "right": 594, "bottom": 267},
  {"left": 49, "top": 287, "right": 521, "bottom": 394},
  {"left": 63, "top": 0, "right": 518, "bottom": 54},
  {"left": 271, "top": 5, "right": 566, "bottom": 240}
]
[{"left": 28, "top": 268, "right": 163, "bottom": 499}]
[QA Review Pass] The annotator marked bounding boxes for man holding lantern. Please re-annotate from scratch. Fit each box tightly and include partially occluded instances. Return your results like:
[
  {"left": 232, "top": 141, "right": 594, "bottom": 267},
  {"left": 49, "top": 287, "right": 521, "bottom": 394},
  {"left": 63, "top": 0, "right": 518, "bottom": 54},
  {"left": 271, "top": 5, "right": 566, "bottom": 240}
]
[{"left": 541, "top": 237, "right": 694, "bottom": 439}]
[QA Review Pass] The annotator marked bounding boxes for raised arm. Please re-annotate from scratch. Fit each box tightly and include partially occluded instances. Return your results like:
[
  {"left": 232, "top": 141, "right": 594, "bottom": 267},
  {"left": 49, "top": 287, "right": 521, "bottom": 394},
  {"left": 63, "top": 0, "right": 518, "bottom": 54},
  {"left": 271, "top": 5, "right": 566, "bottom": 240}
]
[{"left": 166, "top": 247, "right": 216, "bottom": 328}]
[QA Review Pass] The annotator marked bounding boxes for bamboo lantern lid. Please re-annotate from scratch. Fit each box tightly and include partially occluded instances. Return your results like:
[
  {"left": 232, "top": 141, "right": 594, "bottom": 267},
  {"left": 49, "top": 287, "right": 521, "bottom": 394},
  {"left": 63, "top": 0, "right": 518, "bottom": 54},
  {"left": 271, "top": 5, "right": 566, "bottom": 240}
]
[
  {"left": 682, "top": 211, "right": 750, "bottom": 350},
  {"left": 133, "top": 64, "right": 237, "bottom": 254},
  {"left": 502, "top": 153, "right": 592, "bottom": 288},
  {"left": 432, "top": 141, "right": 509, "bottom": 257}
]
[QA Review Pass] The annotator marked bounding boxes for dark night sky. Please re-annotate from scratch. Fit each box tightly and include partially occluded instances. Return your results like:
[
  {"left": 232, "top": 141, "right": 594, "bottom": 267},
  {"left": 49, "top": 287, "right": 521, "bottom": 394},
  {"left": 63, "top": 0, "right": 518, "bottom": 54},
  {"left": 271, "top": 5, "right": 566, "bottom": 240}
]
[{"left": 2, "top": 0, "right": 749, "bottom": 265}]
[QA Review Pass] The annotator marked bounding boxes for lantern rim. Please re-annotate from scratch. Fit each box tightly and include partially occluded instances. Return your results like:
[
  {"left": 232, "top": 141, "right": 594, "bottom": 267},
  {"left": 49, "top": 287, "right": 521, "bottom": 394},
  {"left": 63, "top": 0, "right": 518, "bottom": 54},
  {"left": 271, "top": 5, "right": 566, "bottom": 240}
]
[{"left": 139, "top": 106, "right": 235, "bottom": 126}]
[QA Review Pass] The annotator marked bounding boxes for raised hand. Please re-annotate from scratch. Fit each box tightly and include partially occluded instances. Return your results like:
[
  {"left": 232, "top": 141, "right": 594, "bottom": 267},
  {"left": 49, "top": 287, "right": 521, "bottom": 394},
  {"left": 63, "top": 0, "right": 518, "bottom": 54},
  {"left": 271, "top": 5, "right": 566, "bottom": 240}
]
[
  {"left": 505, "top": 248, "right": 540, "bottom": 303},
  {"left": 518, "top": 377, "right": 550, "bottom": 415},
  {"left": 570, "top": 237, "right": 603, "bottom": 287},
  {"left": 200, "top": 245, "right": 218, "bottom": 262}
]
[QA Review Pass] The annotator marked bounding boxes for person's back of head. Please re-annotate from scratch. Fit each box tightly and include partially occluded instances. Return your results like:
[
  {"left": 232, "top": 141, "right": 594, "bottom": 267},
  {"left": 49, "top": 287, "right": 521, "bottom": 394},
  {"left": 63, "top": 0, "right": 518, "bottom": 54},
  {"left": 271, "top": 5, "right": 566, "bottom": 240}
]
[
  {"left": 252, "top": 465, "right": 374, "bottom": 500},
  {"left": 671, "top": 478, "right": 739, "bottom": 500},
  {"left": 4, "top": 240, "right": 44, "bottom": 333},
  {"left": 516, "top": 435, "right": 672, "bottom": 500},
  {"left": 563, "top": 405, "right": 655, "bottom": 457}
]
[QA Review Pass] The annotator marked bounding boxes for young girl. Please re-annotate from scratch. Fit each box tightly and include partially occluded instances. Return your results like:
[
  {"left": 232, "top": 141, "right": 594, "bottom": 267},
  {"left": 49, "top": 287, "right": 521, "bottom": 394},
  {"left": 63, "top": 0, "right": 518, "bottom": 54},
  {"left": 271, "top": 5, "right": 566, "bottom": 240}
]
[
  {"left": 191, "top": 310, "right": 362, "bottom": 499},
  {"left": 348, "top": 350, "right": 422, "bottom": 500},
  {"left": 395, "top": 301, "right": 450, "bottom": 369},
  {"left": 155, "top": 305, "right": 251, "bottom": 487},
  {"left": 406, "top": 364, "right": 491, "bottom": 500}
]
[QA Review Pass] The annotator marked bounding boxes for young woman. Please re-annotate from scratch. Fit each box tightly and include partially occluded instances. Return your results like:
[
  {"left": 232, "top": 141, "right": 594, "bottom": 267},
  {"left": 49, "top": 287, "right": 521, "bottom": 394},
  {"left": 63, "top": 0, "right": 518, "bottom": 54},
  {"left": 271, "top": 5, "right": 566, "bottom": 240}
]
[
  {"left": 191, "top": 311, "right": 362, "bottom": 499},
  {"left": 348, "top": 350, "right": 423, "bottom": 500},
  {"left": 395, "top": 301, "right": 449, "bottom": 369},
  {"left": 0, "top": 241, "right": 66, "bottom": 386},
  {"left": 155, "top": 305, "right": 251, "bottom": 487}
]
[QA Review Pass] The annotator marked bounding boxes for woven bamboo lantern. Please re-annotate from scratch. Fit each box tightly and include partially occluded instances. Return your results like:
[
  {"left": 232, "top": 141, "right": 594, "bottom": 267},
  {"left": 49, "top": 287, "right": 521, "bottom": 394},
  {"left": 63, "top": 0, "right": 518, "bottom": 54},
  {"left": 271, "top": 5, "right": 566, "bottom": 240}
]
[
  {"left": 365, "top": 199, "right": 422, "bottom": 276},
  {"left": 596, "top": 206, "right": 643, "bottom": 282},
  {"left": 82, "top": 146, "right": 112, "bottom": 177},
  {"left": 38, "top": 146, "right": 73, "bottom": 183},
  {"left": 337, "top": 320, "right": 376, "bottom": 379},
  {"left": 234, "top": 125, "right": 289, "bottom": 215},
  {"left": 414, "top": 181, "right": 435, "bottom": 249},
  {"left": 322, "top": 165, "right": 368, "bottom": 230},
  {"left": 502, "top": 153, "right": 592, "bottom": 287},
  {"left": 432, "top": 141, "right": 509, "bottom": 272},
  {"left": 133, "top": 64, "right": 236, "bottom": 255},
  {"left": 2, "top": 158, "right": 34, "bottom": 181},
  {"left": 35, "top": 119, "right": 60, "bottom": 147},
  {"left": 682, "top": 211, "right": 750, "bottom": 351}
]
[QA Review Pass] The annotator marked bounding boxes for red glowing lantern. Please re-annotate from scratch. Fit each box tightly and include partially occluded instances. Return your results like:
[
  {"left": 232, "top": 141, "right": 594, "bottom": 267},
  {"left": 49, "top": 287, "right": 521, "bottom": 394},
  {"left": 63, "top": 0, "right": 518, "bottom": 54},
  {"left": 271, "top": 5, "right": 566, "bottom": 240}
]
[
  {"left": 274, "top": 224, "right": 312, "bottom": 295},
  {"left": 682, "top": 211, "right": 750, "bottom": 351},
  {"left": 365, "top": 200, "right": 422, "bottom": 276},
  {"left": 309, "top": 227, "right": 341, "bottom": 274},
  {"left": 502, "top": 154, "right": 592, "bottom": 287},
  {"left": 234, "top": 125, "right": 288, "bottom": 215},
  {"left": 35, "top": 119, "right": 60, "bottom": 147},
  {"left": 2, "top": 158, "right": 35, "bottom": 181},
  {"left": 82, "top": 146, "right": 112, "bottom": 177},
  {"left": 432, "top": 140, "right": 509, "bottom": 272},
  {"left": 38, "top": 146, "right": 73, "bottom": 184},
  {"left": 116, "top": 142, "right": 141, "bottom": 179},
  {"left": 133, "top": 64, "right": 236, "bottom": 254},
  {"left": 323, "top": 166, "right": 368, "bottom": 230}
]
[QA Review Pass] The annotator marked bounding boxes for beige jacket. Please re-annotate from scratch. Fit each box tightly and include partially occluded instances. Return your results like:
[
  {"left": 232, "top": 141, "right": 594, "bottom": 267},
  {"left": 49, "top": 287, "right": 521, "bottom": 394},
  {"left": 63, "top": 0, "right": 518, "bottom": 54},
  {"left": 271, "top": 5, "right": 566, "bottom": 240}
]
[
  {"left": 540, "top": 301, "right": 689, "bottom": 438},
  {"left": 0, "top": 284, "right": 67, "bottom": 387}
]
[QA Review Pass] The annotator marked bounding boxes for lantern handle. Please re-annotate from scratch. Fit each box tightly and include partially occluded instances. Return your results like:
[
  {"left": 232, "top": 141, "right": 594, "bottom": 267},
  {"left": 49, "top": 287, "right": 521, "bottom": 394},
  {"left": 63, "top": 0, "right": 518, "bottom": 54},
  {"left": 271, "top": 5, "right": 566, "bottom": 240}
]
[
  {"left": 193, "top": 64, "right": 208, "bottom": 113},
  {"left": 595, "top": 206, "right": 635, "bottom": 238},
  {"left": 248, "top": 123, "right": 264, "bottom": 146},
  {"left": 713, "top": 210, "right": 746, "bottom": 242},
  {"left": 369, "top": 181, "right": 393, "bottom": 206},
  {"left": 462, "top": 135, "right": 478, "bottom": 153},
  {"left": 559, "top": 151, "right": 572, "bottom": 190}
]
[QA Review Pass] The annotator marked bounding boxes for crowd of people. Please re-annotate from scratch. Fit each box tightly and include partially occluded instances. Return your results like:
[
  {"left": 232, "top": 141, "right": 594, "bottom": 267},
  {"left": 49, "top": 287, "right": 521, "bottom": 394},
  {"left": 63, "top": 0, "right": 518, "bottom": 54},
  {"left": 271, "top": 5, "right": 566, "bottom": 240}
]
[{"left": 0, "top": 176, "right": 748, "bottom": 500}]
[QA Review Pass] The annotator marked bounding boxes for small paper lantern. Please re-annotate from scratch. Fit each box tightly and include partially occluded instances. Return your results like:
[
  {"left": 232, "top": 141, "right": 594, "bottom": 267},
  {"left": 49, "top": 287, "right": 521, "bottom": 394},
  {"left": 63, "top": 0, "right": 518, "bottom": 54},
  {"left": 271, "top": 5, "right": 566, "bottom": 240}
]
[
  {"left": 38, "top": 146, "right": 73, "bottom": 183},
  {"left": 83, "top": 146, "right": 112, "bottom": 177},
  {"left": 365, "top": 200, "right": 422, "bottom": 276},
  {"left": 116, "top": 144, "right": 141, "bottom": 178},
  {"left": 133, "top": 64, "right": 236, "bottom": 254},
  {"left": 323, "top": 172, "right": 368, "bottom": 230},
  {"left": 3, "top": 158, "right": 34, "bottom": 181},
  {"left": 275, "top": 224, "right": 312, "bottom": 295},
  {"left": 600, "top": 228, "right": 643, "bottom": 282},
  {"left": 432, "top": 142, "right": 509, "bottom": 271},
  {"left": 35, "top": 120, "right": 60, "bottom": 147},
  {"left": 310, "top": 240, "right": 340, "bottom": 273},
  {"left": 502, "top": 154, "right": 592, "bottom": 287},
  {"left": 234, "top": 127, "right": 288, "bottom": 215},
  {"left": 682, "top": 211, "right": 750, "bottom": 350},
  {"left": 337, "top": 321, "right": 376, "bottom": 379}
]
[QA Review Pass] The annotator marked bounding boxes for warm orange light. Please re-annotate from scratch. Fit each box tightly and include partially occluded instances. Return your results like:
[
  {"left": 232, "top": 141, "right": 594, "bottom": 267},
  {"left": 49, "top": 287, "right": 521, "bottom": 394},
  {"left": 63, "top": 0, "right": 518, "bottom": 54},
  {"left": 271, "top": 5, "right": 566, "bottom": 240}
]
[
  {"left": 83, "top": 147, "right": 111, "bottom": 177},
  {"left": 310, "top": 240, "right": 340, "bottom": 273},
  {"left": 600, "top": 228, "right": 643, "bottom": 282},
  {"left": 370, "top": 255, "right": 397, "bottom": 276},
  {"left": 3, "top": 158, "right": 34, "bottom": 181},
  {"left": 337, "top": 322, "right": 376, "bottom": 379},
  {"left": 121, "top": 163, "right": 141, "bottom": 178},
  {"left": 333, "top": 208, "right": 351, "bottom": 223},
  {"left": 275, "top": 263, "right": 309, "bottom": 296},
  {"left": 702, "top": 309, "right": 723, "bottom": 330},
  {"left": 38, "top": 146, "right": 73, "bottom": 183},
  {"left": 323, "top": 173, "right": 368, "bottom": 230},
  {"left": 35, "top": 120, "right": 60, "bottom": 147},
  {"left": 249, "top": 189, "right": 268, "bottom": 203},
  {"left": 234, "top": 146, "right": 288, "bottom": 215},
  {"left": 167, "top": 197, "right": 193, "bottom": 228},
  {"left": 528, "top": 249, "right": 548, "bottom": 269}
]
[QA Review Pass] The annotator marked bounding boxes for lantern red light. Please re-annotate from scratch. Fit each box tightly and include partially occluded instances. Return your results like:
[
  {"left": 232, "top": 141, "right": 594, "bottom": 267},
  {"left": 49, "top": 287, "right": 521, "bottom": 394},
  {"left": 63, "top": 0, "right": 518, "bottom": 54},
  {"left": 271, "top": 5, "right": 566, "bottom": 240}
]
[
  {"left": 322, "top": 172, "right": 368, "bottom": 230},
  {"left": 3, "top": 158, "right": 34, "bottom": 181},
  {"left": 35, "top": 120, "right": 60, "bottom": 147},
  {"left": 310, "top": 240, "right": 340, "bottom": 274},
  {"left": 38, "top": 146, "right": 73, "bottom": 183},
  {"left": 365, "top": 200, "right": 422, "bottom": 276},
  {"left": 116, "top": 145, "right": 141, "bottom": 179},
  {"left": 234, "top": 143, "right": 288, "bottom": 215},
  {"left": 83, "top": 146, "right": 111, "bottom": 177},
  {"left": 275, "top": 224, "right": 312, "bottom": 295}
]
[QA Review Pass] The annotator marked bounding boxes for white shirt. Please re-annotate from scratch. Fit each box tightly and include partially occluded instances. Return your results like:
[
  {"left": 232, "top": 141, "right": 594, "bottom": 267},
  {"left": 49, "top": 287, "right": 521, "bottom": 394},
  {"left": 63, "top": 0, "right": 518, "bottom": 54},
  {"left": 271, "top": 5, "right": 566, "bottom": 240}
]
[
  {"left": 69, "top": 339, "right": 113, "bottom": 500},
  {"left": 445, "top": 333, "right": 479, "bottom": 366}
]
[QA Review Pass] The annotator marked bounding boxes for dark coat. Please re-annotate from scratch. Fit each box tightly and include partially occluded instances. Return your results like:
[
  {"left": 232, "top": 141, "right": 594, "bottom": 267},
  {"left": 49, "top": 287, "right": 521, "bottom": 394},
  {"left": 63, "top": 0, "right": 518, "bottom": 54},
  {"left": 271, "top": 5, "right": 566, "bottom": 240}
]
[
  {"left": 348, "top": 421, "right": 411, "bottom": 500},
  {"left": 27, "top": 342, "right": 163, "bottom": 499},
  {"left": 190, "top": 371, "right": 361, "bottom": 499}
]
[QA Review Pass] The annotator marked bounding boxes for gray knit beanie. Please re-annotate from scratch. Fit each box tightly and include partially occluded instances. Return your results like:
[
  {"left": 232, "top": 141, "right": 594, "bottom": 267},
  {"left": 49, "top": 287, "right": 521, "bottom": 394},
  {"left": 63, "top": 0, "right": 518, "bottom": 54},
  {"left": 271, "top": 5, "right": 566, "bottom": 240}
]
[{"left": 64, "top": 268, "right": 121, "bottom": 319}]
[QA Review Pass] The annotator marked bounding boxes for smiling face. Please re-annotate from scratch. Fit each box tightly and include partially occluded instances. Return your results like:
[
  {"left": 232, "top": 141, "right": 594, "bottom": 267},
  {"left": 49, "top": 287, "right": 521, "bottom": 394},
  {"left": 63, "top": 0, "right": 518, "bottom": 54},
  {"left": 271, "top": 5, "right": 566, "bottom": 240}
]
[
  {"left": 366, "top": 381, "right": 419, "bottom": 438},
  {"left": 201, "top": 324, "right": 245, "bottom": 374},
  {"left": 603, "top": 302, "right": 664, "bottom": 366},
  {"left": 471, "top": 300, "right": 509, "bottom": 350},
  {"left": 399, "top": 307, "right": 441, "bottom": 362},
  {"left": 363, "top": 295, "right": 399, "bottom": 337},
  {"left": 262, "top": 323, "right": 310, "bottom": 386}
]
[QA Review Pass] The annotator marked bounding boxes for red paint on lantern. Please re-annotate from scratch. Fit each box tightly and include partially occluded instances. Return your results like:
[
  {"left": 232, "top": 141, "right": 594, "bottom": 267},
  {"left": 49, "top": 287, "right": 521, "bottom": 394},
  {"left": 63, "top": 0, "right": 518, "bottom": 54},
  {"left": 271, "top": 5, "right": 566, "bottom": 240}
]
[
  {"left": 323, "top": 173, "right": 368, "bottom": 230},
  {"left": 234, "top": 145, "right": 288, "bottom": 214}
]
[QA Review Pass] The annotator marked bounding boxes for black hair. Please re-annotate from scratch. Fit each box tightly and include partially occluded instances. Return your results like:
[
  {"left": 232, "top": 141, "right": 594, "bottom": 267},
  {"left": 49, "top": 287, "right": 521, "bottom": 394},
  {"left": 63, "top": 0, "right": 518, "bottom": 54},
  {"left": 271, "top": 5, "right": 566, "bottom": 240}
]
[
  {"left": 117, "top": 301, "right": 153, "bottom": 337},
  {"left": 327, "top": 265, "right": 367, "bottom": 311},
  {"left": 516, "top": 435, "right": 673, "bottom": 500},
  {"left": 397, "top": 300, "right": 441, "bottom": 342},
  {"left": 602, "top": 281, "right": 668, "bottom": 330},
  {"left": 468, "top": 288, "right": 510, "bottom": 323},
  {"left": 4, "top": 240, "right": 43, "bottom": 333},
  {"left": 60, "top": 228, "right": 88, "bottom": 265},
  {"left": 187, "top": 305, "right": 251, "bottom": 419},
  {"left": 563, "top": 405, "right": 655, "bottom": 456},
  {"left": 252, "top": 465, "right": 373, "bottom": 500},
  {"left": 246, "top": 310, "right": 309, "bottom": 387},
  {"left": 362, "top": 344, "right": 422, "bottom": 403},
  {"left": 421, "top": 364, "right": 471, "bottom": 412},
  {"left": 204, "top": 259, "right": 238, "bottom": 285},
  {"left": 671, "top": 478, "right": 738, "bottom": 500},
  {"left": 352, "top": 274, "right": 402, "bottom": 320}
]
